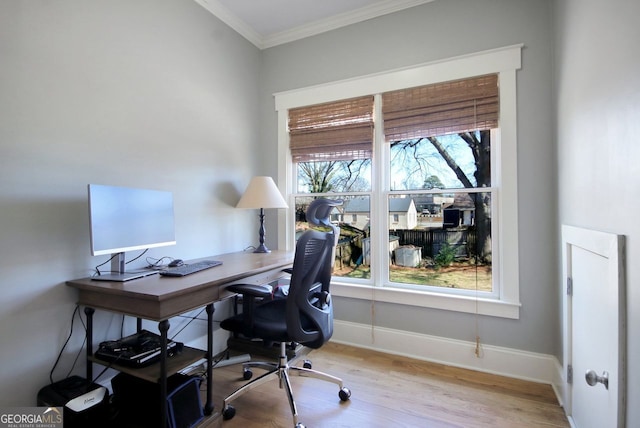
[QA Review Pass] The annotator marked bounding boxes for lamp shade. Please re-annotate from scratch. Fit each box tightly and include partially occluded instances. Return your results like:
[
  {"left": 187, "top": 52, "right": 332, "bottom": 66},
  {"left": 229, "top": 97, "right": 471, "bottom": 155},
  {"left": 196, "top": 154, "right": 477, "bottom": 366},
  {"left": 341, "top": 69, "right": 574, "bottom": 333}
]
[{"left": 236, "top": 176, "right": 288, "bottom": 209}]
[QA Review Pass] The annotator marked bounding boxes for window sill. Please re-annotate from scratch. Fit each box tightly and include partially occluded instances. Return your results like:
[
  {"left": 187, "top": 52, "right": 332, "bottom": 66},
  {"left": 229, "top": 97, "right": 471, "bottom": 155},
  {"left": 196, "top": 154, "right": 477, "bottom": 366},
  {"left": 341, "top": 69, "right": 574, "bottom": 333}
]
[{"left": 331, "top": 281, "right": 521, "bottom": 319}]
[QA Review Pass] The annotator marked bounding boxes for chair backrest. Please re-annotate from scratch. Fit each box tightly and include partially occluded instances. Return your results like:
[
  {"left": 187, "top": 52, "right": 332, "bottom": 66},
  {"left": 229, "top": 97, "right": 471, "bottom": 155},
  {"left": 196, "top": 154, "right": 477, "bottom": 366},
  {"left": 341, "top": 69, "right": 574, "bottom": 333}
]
[
  {"left": 286, "top": 199, "right": 342, "bottom": 349},
  {"left": 305, "top": 198, "right": 342, "bottom": 269}
]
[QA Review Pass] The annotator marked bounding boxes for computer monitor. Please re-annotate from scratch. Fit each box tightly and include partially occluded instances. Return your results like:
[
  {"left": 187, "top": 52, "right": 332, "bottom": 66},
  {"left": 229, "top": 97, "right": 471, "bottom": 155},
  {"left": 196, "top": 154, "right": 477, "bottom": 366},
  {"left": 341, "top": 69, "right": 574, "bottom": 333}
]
[{"left": 88, "top": 184, "right": 176, "bottom": 281}]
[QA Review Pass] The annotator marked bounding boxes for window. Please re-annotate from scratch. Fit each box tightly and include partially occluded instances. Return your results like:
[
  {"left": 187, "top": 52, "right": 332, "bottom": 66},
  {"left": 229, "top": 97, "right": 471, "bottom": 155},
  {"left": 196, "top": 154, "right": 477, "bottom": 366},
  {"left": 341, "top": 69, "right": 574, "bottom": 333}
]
[
  {"left": 384, "top": 75, "right": 498, "bottom": 294},
  {"left": 275, "top": 45, "right": 522, "bottom": 318}
]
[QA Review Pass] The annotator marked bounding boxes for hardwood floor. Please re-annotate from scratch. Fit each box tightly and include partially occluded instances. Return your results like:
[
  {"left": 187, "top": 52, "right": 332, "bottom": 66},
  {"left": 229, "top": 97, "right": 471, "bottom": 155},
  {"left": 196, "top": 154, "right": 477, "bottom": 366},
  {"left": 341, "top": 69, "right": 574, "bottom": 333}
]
[{"left": 207, "top": 342, "right": 570, "bottom": 428}]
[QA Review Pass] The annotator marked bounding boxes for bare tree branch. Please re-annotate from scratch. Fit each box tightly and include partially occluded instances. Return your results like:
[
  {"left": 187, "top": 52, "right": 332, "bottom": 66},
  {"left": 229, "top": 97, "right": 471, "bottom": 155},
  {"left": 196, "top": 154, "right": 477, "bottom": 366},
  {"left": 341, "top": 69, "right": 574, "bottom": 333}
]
[{"left": 427, "top": 136, "right": 474, "bottom": 188}]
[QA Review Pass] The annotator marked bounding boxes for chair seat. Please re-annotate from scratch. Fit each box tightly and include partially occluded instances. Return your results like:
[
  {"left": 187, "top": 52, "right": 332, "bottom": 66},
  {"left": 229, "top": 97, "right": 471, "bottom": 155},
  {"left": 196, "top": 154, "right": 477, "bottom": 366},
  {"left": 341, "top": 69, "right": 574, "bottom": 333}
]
[
  {"left": 221, "top": 298, "right": 289, "bottom": 343},
  {"left": 221, "top": 298, "right": 319, "bottom": 345}
]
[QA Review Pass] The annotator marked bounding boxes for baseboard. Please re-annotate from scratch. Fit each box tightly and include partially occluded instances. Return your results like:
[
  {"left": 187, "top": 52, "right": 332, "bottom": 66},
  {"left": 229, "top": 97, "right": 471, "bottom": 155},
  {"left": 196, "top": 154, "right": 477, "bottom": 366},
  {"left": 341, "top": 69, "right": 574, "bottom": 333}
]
[{"left": 332, "top": 320, "right": 565, "bottom": 401}]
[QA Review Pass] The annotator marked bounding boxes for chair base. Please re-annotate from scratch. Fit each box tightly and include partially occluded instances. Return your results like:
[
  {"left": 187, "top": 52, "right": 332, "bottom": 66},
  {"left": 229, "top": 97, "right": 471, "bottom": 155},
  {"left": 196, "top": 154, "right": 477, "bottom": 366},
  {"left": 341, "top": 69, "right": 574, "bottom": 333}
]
[
  {"left": 227, "top": 336, "right": 303, "bottom": 360},
  {"left": 222, "top": 342, "right": 350, "bottom": 427}
]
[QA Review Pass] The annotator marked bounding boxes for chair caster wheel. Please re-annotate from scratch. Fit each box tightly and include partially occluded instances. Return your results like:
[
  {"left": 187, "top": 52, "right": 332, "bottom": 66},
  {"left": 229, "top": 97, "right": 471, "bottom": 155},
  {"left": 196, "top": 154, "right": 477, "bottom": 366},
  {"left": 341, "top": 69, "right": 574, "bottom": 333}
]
[
  {"left": 243, "top": 368, "right": 253, "bottom": 380},
  {"left": 339, "top": 387, "right": 351, "bottom": 401},
  {"left": 222, "top": 405, "right": 236, "bottom": 420},
  {"left": 302, "top": 359, "right": 312, "bottom": 369},
  {"left": 295, "top": 423, "right": 306, "bottom": 428}
]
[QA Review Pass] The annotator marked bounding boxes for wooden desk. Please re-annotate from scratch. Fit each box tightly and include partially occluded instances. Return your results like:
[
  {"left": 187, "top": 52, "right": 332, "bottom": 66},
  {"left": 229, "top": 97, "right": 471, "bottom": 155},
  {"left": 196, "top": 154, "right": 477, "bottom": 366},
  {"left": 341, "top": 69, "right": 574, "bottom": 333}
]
[{"left": 66, "top": 250, "right": 294, "bottom": 427}]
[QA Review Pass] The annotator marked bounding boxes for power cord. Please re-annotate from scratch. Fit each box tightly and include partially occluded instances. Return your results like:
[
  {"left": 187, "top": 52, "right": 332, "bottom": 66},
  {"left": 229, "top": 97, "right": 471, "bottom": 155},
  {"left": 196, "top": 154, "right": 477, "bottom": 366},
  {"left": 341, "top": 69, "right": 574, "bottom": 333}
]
[
  {"left": 92, "top": 249, "right": 149, "bottom": 276},
  {"left": 169, "top": 308, "right": 206, "bottom": 341},
  {"left": 49, "top": 305, "right": 86, "bottom": 384},
  {"left": 144, "top": 256, "right": 174, "bottom": 269}
]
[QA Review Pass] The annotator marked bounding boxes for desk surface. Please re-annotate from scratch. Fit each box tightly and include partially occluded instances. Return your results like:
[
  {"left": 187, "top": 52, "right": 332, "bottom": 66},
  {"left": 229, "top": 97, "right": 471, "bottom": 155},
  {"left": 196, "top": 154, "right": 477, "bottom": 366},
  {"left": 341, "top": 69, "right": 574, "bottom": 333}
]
[{"left": 66, "top": 250, "right": 294, "bottom": 321}]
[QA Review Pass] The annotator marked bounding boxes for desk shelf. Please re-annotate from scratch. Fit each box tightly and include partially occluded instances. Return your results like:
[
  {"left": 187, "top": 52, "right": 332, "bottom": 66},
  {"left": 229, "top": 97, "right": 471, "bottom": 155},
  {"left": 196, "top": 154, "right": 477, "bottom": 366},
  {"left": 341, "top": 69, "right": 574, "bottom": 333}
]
[{"left": 89, "top": 346, "right": 205, "bottom": 383}]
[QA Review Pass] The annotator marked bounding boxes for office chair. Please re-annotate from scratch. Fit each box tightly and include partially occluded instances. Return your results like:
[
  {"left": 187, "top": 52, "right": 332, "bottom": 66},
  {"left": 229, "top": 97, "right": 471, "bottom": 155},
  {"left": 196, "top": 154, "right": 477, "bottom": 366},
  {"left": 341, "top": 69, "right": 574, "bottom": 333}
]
[
  {"left": 220, "top": 199, "right": 350, "bottom": 428},
  {"left": 224, "top": 200, "right": 341, "bottom": 360}
]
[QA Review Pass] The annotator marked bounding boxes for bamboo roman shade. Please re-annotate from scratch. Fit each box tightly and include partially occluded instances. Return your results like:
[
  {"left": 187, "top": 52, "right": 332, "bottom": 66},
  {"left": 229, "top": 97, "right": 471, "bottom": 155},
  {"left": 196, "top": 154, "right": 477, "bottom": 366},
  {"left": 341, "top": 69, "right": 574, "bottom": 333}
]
[
  {"left": 288, "top": 96, "right": 374, "bottom": 162},
  {"left": 382, "top": 74, "right": 499, "bottom": 142}
]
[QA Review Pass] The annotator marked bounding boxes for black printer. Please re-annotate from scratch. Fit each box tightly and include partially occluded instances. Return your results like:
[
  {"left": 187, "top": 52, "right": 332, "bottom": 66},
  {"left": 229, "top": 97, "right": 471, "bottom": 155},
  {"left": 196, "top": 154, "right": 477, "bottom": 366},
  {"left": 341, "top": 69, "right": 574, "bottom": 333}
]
[{"left": 37, "top": 375, "right": 109, "bottom": 428}]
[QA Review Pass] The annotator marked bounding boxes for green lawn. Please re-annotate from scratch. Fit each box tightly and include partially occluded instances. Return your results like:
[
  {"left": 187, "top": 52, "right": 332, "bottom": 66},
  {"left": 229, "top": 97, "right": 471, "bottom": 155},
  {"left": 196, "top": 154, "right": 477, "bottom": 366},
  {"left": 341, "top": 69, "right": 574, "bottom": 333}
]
[{"left": 334, "top": 261, "right": 492, "bottom": 292}]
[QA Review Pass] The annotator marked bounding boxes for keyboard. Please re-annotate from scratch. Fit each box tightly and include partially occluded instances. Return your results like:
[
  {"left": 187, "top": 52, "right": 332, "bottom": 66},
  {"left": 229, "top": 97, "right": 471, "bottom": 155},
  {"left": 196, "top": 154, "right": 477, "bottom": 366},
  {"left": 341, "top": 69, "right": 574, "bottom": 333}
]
[{"left": 159, "top": 260, "right": 222, "bottom": 277}]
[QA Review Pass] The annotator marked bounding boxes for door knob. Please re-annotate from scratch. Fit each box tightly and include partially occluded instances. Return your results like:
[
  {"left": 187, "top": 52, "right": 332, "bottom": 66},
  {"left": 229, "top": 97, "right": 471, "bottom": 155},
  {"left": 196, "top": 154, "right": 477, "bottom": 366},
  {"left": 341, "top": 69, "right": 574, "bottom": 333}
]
[{"left": 585, "top": 369, "right": 609, "bottom": 390}]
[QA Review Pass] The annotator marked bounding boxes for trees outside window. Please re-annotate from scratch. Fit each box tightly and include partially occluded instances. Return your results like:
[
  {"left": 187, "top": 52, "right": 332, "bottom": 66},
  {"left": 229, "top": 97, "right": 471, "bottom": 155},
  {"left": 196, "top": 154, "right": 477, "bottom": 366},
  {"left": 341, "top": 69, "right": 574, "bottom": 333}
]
[{"left": 294, "top": 128, "right": 494, "bottom": 291}]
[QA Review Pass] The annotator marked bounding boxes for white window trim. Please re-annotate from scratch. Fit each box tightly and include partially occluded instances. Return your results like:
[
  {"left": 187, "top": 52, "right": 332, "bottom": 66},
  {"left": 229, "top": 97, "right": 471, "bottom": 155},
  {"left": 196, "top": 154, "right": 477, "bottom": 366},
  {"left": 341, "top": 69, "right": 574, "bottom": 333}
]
[{"left": 275, "top": 45, "right": 522, "bottom": 319}]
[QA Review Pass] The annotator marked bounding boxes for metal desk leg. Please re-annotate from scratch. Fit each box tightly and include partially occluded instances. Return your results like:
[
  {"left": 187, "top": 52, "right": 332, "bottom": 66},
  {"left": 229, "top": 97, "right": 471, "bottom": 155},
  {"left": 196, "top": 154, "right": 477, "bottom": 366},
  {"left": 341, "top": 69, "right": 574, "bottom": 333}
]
[
  {"left": 158, "top": 319, "right": 170, "bottom": 428},
  {"left": 205, "top": 303, "right": 215, "bottom": 415},
  {"left": 84, "top": 307, "right": 95, "bottom": 381}
]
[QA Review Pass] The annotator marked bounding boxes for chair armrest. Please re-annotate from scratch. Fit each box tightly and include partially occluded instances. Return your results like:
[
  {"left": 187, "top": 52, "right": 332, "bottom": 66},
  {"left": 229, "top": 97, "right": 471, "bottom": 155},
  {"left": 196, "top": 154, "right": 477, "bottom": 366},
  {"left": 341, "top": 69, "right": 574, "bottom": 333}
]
[
  {"left": 226, "top": 283, "right": 273, "bottom": 299},
  {"left": 226, "top": 283, "right": 275, "bottom": 332}
]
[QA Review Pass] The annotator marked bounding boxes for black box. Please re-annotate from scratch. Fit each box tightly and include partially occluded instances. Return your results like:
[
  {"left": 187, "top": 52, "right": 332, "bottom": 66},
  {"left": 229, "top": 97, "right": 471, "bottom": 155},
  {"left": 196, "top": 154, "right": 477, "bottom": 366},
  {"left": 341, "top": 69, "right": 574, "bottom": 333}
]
[
  {"left": 37, "top": 375, "right": 110, "bottom": 428},
  {"left": 111, "top": 372, "right": 203, "bottom": 428}
]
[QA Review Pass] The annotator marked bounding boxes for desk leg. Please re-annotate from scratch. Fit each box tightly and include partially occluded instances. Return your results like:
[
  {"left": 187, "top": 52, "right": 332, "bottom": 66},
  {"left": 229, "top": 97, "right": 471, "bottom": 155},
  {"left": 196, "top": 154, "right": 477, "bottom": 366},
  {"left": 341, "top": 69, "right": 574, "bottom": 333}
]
[
  {"left": 84, "top": 307, "right": 95, "bottom": 381},
  {"left": 158, "top": 319, "right": 170, "bottom": 428},
  {"left": 205, "top": 303, "right": 214, "bottom": 415},
  {"left": 136, "top": 317, "right": 142, "bottom": 333}
]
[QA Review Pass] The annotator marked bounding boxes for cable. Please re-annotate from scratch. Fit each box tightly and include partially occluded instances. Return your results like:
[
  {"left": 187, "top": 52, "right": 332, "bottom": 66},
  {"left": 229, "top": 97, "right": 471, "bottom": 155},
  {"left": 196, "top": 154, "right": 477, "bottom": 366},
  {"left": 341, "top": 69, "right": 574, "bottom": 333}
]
[
  {"left": 125, "top": 249, "right": 148, "bottom": 264},
  {"left": 93, "top": 254, "right": 117, "bottom": 276},
  {"left": 170, "top": 308, "right": 206, "bottom": 341},
  {"left": 66, "top": 335, "right": 87, "bottom": 379},
  {"left": 145, "top": 256, "right": 173, "bottom": 269},
  {"left": 93, "top": 249, "right": 149, "bottom": 276},
  {"left": 50, "top": 305, "right": 81, "bottom": 384},
  {"left": 92, "top": 359, "right": 119, "bottom": 384},
  {"left": 120, "top": 315, "right": 125, "bottom": 338}
]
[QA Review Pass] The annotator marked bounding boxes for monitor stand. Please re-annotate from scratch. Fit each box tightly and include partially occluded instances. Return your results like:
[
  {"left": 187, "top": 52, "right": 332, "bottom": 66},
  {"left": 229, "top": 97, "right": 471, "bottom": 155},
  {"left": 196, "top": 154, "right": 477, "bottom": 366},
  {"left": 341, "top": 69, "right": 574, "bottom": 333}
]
[
  {"left": 91, "top": 251, "right": 158, "bottom": 282},
  {"left": 92, "top": 270, "right": 158, "bottom": 282}
]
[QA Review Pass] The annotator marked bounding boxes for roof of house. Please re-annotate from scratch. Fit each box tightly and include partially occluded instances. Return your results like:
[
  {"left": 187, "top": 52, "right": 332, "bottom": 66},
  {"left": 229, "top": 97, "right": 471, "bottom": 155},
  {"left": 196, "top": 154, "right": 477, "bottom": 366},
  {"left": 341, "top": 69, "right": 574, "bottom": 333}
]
[
  {"left": 343, "top": 197, "right": 415, "bottom": 213},
  {"left": 445, "top": 193, "right": 476, "bottom": 210}
]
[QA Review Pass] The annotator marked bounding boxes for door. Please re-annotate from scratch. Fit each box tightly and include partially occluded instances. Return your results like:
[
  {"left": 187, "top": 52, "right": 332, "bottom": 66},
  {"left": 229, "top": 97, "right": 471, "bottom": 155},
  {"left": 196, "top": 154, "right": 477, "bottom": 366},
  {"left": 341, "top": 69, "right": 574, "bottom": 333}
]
[{"left": 562, "top": 225, "right": 625, "bottom": 428}]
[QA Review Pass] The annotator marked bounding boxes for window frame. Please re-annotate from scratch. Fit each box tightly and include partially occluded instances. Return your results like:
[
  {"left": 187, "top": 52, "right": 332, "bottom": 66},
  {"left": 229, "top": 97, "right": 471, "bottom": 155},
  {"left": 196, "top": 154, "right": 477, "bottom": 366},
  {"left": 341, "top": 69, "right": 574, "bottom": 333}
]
[{"left": 275, "top": 45, "right": 522, "bottom": 319}]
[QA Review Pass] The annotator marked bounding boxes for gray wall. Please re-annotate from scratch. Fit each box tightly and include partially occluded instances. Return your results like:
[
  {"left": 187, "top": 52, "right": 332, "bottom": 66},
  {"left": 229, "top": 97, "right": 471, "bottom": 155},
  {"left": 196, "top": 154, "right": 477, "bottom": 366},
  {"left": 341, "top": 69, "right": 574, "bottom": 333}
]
[
  {"left": 0, "top": 0, "right": 262, "bottom": 405},
  {"left": 554, "top": 0, "right": 640, "bottom": 423},
  {"left": 261, "top": 0, "right": 558, "bottom": 354},
  {"left": 8, "top": 0, "right": 634, "bottom": 416}
]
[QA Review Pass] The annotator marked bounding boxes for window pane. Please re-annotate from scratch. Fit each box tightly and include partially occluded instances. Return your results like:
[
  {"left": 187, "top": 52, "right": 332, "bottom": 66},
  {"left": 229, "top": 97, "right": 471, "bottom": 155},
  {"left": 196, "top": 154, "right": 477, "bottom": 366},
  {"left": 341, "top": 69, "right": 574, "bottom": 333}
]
[
  {"left": 388, "top": 192, "right": 492, "bottom": 292},
  {"left": 389, "top": 132, "right": 491, "bottom": 191},
  {"left": 295, "top": 195, "right": 371, "bottom": 280},
  {"left": 296, "top": 160, "right": 371, "bottom": 193}
]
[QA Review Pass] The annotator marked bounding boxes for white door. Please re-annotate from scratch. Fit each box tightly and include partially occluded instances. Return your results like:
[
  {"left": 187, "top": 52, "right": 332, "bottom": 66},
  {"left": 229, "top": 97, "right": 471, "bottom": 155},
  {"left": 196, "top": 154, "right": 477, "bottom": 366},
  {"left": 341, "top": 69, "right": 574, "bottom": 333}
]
[{"left": 562, "top": 225, "right": 625, "bottom": 428}]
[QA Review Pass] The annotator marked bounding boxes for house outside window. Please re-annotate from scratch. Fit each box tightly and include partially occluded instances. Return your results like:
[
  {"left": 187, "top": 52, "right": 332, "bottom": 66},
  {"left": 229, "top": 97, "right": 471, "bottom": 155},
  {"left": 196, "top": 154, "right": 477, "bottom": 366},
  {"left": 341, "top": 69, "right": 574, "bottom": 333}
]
[{"left": 275, "top": 46, "right": 522, "bottom": 319}]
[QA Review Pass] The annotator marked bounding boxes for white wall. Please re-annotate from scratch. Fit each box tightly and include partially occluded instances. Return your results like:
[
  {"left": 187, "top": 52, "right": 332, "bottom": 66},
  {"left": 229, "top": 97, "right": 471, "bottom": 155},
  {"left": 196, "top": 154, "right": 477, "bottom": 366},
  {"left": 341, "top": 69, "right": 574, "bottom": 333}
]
[
  {"left": 0, "top": 0, "right": 262, "bottom": 405},
  {"left": 261, "top": 0, "right": 558, "bottom": 355},
  {"left": 553, "top": 0, "right": 640, "bottom": 423}
]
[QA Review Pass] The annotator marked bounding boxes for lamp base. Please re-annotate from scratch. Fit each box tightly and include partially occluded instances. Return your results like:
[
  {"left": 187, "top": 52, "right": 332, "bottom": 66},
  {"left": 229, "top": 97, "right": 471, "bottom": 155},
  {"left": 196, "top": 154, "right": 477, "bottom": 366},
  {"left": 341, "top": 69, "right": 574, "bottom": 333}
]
[
  {"left": 253, "top": 208, "right": 271, "bottom": 253},
  {"left": 253, "top": 244, "right": 271, "bottom": 253}
]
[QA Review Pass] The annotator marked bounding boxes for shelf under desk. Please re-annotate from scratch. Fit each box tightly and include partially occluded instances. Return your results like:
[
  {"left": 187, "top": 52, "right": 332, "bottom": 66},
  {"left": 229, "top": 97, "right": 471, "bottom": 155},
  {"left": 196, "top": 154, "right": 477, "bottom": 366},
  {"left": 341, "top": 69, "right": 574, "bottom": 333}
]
[{"left": 89, "top": 345, "right": 205, "bottom": 383}]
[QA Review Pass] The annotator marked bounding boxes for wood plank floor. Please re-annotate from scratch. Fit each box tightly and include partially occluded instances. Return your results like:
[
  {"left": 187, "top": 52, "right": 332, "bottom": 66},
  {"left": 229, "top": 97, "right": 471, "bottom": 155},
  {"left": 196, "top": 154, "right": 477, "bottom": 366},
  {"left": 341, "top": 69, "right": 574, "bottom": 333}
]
[{"left": 207, "top": 342, "right": 570, "bottom": 428}]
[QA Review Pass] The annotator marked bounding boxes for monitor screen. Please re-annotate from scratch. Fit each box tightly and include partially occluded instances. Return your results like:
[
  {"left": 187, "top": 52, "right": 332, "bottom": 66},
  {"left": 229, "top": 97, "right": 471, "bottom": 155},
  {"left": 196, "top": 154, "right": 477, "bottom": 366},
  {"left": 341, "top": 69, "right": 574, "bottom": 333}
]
[{"left": 88, "top": 184, "right": 176, "bottom": 279}]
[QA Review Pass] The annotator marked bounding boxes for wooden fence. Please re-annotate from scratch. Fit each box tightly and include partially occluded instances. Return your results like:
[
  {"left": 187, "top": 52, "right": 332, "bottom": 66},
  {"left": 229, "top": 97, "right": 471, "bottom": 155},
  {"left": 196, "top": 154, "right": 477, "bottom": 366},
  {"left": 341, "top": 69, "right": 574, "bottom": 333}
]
[{"left": 392, "top": 228, "right": 477, "bottom": 258}]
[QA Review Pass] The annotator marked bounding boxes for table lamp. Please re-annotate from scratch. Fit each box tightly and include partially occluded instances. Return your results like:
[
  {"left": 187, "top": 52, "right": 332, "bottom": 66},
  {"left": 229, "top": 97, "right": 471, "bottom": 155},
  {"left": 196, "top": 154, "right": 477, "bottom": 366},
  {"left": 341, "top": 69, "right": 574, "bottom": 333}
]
[{"left": 236, "top": 176, "right": 288, "bottom": 253}]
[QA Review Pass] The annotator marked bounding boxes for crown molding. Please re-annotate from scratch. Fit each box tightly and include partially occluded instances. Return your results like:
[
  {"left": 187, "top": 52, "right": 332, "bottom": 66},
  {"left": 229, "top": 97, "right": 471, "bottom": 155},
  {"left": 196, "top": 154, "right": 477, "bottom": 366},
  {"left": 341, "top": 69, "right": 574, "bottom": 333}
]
[
  {"left": 261, "top": 0, "right": 435, "bottom": 49},
  {"left": 194, "top": 0, "right": 434, "bottom": 50},
  {"left": 193, "top": 0, "right": 262, "bottom": 48}
]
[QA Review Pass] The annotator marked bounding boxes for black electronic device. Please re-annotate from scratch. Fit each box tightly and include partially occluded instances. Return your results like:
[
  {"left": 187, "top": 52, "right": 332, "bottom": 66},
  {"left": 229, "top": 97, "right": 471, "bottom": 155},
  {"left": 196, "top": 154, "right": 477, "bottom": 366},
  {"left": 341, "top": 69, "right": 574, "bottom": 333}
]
[
  {"left": 94, "top": 329, "right": 183, "bottom": 368},
  {"left": 111, "top": 372, "right": 204, "bottom": 428},
  {"left": 168, "top": 258, "right": 184, "bottom": 267},
  {"left": 37, "top": 375, "right": 110, "bottom": 428}
]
